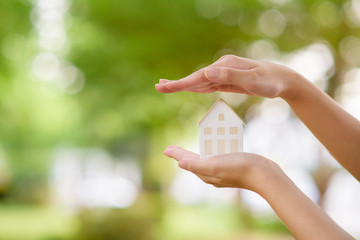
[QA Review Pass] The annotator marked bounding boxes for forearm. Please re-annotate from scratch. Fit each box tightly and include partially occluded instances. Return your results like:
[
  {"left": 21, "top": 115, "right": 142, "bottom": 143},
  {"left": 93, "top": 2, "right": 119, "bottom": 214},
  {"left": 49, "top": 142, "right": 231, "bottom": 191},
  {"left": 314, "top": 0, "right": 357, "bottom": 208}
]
[
  {"left": 256, "top": 166, "right": 353, "bottom": 240},
  {"left": 282, "top": 74, "right": 360, "bottom": 180},
  {"left": 164, "top": 146, "right": 353, "bottom": 239}
]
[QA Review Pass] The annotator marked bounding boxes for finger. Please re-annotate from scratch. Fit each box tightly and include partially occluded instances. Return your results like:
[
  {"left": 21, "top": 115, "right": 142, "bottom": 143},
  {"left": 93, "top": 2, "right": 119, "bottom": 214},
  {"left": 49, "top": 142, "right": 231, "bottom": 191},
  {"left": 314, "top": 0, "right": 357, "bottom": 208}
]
[
  {"left": 156, "top": 79, "right": 177, "bottom": 93},
  {"left": 159, "top": 79, "right": 171, "bottom": 84},
  {"left": 178, "top": 158, "right": 210, "bottom": 176},
  {"left": 188, "top": 81, "right": 213, "bottom": 88},
  {"left": 158, "top": 65, "right": 257, "bottom": 93},
  {"left": 156, "top": 60, "right": 231, "bottom": 93},
  {"left": 186, "top": 82, "right": 218, "bottom": 93},
  {"left": 216, "top": 84, "right": 253, "bottom": 95},
  {"left": 186, "top": 87, "right": 218, "bottom": 93},
  {"left": 164, "top": 145, "right": 199, "bottom": 162},
  {"left": 156, "top": 56, "right": 256, "bottom": 93},
  {"left": 160, "top": 69, "right": 210, "bottom": 92},
  {"left": 155, "top": 83, "right": 173, "bottom": 93}
]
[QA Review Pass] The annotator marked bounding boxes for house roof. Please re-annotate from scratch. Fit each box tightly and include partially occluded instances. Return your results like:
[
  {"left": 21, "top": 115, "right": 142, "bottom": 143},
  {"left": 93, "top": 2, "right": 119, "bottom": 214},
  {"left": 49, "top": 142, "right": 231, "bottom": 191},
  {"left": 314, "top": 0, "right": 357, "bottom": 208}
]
[{"left": 199, "top": 98, "right": 244, "bottom": 125}]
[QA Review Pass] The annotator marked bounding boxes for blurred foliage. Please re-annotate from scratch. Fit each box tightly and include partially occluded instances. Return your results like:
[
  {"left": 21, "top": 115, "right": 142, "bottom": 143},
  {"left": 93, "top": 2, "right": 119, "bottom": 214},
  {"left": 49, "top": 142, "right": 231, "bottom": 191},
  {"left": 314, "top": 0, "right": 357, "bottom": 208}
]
[
  {"left": 75, "top": 208, "right": 157, "bottom": 240},
  {"left": 0, "top": 0, "right": 32, "bottom": 77},
  {"left": 0, "top": 202, "right": 291, "bottom": 240},
  {"left": 0, "top": 203, "right": 76, "bottom": 240},
  {"left": 64, "top": 0, "right": 360, "bottom": 190},
  {"left": 0, "top": 1, "right": 359, "bottom": 239}
]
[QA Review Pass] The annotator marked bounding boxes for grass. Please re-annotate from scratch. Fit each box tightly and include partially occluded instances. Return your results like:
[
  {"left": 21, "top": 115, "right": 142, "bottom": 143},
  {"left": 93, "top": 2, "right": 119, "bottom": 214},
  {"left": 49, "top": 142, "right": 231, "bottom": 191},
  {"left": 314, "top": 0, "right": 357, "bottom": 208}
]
[
  {"left": 0, "top": 201, "right": 292, "bottom": 240},
  {"left": 0, "top": 203, "right": 76, "bottom": 240},
  {"left": 161, "top": 202, "right": 292, "bottom": 240}
]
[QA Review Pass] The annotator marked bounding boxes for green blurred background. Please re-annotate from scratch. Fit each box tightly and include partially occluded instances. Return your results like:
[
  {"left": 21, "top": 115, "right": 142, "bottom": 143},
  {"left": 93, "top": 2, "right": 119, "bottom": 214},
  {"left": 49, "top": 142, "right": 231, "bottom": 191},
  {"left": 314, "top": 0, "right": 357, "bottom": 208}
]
[{"left": 1, "top": 0, "right": 360, "bottom": 239}]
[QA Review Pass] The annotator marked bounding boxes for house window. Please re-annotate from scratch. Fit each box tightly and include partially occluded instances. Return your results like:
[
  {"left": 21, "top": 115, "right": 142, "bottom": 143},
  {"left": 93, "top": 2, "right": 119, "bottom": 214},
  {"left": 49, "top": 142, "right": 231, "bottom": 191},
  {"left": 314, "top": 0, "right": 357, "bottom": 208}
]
[
  {"left": 205, "top": 140, "right": 212, "bottom": 155},
  {"left": 217, "top": 127, "right": 225, "bottom": 135},
  {"left": 230, "top": 139, "right": 238, "bottom": 152},
  {"left": 217, "top": 139, "right": 225, "bottom": 154},
  {"left": 230, "top": 127, "right": 238, "bottom": 135},
  {"left": 218, "top": 113, "right": 224, "bottom": 121},
  {"left": 204, "top": 128, "right": 212, "bottom": 135}
]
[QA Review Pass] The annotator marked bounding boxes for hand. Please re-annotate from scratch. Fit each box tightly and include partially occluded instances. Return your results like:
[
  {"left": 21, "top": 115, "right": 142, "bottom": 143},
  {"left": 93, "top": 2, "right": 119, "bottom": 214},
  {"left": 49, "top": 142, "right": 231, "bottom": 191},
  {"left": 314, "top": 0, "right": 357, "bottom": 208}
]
[
  {"left": 155, "top": 55, "right": 303, "bottom": 99},
  {"left": 164, "top": 145, "right": 281, "bottom": 193}
]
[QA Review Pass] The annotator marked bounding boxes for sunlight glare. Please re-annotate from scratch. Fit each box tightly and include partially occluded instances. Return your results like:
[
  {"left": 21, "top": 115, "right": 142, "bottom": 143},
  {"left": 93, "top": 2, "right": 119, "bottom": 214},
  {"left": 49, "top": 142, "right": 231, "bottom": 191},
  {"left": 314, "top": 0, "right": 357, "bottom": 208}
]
[{"left": 283, "top": 43, "right": 334, "bottom": 90}]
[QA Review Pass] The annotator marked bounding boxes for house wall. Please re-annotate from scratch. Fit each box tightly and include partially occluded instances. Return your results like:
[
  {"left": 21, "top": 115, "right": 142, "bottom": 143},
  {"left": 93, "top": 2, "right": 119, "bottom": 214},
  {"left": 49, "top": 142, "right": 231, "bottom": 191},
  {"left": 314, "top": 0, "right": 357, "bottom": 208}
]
[{"left": 199, "top": 101, "right": 243, "bottom": 158}]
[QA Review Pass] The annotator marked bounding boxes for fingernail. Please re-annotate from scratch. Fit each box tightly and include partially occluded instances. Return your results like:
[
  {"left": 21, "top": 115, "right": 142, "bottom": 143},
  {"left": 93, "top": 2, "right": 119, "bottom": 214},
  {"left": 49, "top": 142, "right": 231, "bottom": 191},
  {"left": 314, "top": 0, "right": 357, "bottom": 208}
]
[
  {"left": 205, "top": 68, "right": 218, "bottom": 80},
  {"left": 178, "top": 161, "right": 187, "bottom": 169}
]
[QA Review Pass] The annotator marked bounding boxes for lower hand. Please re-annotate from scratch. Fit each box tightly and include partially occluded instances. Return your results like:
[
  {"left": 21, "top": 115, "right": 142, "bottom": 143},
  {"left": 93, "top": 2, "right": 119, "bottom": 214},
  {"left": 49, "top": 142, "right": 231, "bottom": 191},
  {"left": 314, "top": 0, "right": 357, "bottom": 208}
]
[{"left": 164, "top": 145, "right": 282, "bottom": 193}]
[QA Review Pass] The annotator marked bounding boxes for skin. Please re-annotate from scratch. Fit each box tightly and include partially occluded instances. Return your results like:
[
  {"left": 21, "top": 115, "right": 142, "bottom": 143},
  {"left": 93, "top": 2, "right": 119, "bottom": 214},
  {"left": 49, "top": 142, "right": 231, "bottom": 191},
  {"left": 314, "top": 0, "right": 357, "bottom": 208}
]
[
  {"left": 156, "top": 55, "right": 360, "bottom": 180},
  {"left": 164, "top": 146, "right": 352, "bottom": 240},
  {"left": 156, "top": 55, "right": 358, "bottom": 239}
]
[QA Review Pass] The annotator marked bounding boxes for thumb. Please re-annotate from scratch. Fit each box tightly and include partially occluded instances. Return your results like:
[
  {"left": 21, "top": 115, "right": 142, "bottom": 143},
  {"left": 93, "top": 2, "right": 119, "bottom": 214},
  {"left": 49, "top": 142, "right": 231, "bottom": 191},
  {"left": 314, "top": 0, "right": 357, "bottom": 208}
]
[
  {"left": 178, "top": 159, "right": 208, "bottom": 175},
  {"left": 205, "top": 67, "right": 256, "bottom": 87}
]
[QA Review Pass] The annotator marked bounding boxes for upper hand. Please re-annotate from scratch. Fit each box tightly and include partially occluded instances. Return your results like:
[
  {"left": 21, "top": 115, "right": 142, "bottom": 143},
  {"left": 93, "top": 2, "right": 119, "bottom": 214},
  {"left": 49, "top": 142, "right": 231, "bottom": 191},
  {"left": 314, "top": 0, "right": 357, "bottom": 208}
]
[{"left": 155, "top": 55, "right": 302, "bottom": 99}]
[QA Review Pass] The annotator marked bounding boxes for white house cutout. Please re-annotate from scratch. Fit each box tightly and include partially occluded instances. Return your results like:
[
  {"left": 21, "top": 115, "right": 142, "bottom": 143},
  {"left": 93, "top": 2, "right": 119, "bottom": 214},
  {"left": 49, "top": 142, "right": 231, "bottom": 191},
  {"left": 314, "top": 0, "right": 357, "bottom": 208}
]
[{"left": 199, "top": 98, "right": 244, "bottom": 159}]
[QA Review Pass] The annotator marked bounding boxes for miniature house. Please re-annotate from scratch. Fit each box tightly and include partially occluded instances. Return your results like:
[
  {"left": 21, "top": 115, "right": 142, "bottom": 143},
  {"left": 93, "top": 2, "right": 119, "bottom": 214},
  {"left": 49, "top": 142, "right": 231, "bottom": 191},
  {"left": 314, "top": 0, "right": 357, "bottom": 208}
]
[{"left": 199, "top": 98, "right": 243, "bottom": 159}]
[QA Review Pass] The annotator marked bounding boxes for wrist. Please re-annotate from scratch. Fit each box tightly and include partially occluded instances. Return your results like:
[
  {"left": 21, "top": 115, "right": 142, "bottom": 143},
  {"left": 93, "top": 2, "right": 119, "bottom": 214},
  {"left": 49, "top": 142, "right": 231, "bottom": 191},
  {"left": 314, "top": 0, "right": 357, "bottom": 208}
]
[
  {"left": 278, "top": 68, "right": 310, "bottom": 103},
  {"left": 247, "top": 157, "right": 285, "bottom": 195}
]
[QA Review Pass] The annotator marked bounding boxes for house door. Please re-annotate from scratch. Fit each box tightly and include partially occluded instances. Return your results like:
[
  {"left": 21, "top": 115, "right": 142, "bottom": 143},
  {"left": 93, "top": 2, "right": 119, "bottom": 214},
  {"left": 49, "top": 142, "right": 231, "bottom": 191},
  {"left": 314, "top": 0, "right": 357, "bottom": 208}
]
[
  {"left": 230, "top": 139, "right": 238, "bottom": 152},
  {"left": 217, "top": 139, "right": 225, "bottom": 154}
]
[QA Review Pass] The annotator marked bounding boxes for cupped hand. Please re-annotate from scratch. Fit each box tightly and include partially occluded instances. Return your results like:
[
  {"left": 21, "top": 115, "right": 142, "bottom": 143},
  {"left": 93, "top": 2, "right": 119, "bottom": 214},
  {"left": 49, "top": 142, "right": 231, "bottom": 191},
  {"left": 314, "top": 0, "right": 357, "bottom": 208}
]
[
  {"left": 164, "top": 145, "right": 281, "bottom": 192},
  {"left": 156, "top": 55, "right": 302, "bottom": 99}
]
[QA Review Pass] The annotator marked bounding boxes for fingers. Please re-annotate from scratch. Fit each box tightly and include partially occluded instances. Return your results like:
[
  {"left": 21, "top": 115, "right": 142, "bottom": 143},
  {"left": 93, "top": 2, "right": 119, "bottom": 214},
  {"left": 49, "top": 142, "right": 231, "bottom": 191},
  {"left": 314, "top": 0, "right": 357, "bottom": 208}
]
[
  {"left": 159, "top": 79, "right": 171, "bottom": 84},
  {"left": 164, "top": 145, "right": 212, "bottom": 176},
  {"left": 176, "top": 154, "right": 227, "bottom": 188},
  {"left": 156, "top": 55, "right": 259, "bottom": 94},
  {"left": 186, "top": 87, "right": 218, "bottom": 93},
  {"left": 164, "top": 145, "right": 199, "bottom": 162},
  {"left": 164, "top": 146, "right": 257, "bottom": 188},
  {"left": 178, "top": 158, "right": 210, "bottom": 175},
  {"left": 156, "top": 67, "right": 257, "bottom": 94},
  {"left": 158, "top": 69, "right": 209, "bottom": 93},
  {"left": 155, "top": 81, "right": 175, "bottom": 93}
]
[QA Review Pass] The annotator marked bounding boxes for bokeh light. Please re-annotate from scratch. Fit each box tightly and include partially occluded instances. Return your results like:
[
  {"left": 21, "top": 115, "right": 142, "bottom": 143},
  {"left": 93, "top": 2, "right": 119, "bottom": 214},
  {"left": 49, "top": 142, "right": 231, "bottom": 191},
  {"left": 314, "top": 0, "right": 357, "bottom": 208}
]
[
  {"left": 258, "top": 9, "right": 286, "bottom": 38},
  {"left": 195, "top": 0, "right": 222, "bottom": 19},
  {"left": 283, "top": 43, "right": 334, "bottom": 89},
  {"left": 1, "top": 0, "right": 360, "bottom": 239}
]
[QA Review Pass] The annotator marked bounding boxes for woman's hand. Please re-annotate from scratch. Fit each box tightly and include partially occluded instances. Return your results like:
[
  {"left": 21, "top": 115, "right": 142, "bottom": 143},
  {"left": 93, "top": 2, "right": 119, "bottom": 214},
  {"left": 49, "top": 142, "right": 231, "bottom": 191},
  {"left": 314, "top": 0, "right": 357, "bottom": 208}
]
[
  {"left": 155, "top": 55, "right": 303, "bottom": 100},
  {"left": 164, "top": 145, "right": 354, "bottom": 239},
  {"left": 159, "top": 55, "right": 356, "bottom": 239},
  {"left": 164, "top": 145, "right": 281, "bottom": 193}
]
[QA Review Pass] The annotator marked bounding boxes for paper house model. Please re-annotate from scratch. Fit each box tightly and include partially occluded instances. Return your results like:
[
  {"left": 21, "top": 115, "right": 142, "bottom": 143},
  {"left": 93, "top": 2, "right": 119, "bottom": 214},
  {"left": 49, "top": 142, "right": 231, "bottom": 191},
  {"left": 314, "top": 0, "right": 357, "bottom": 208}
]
[{"left": 199, "top": 98, "right": 243, "bottom": 158}]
